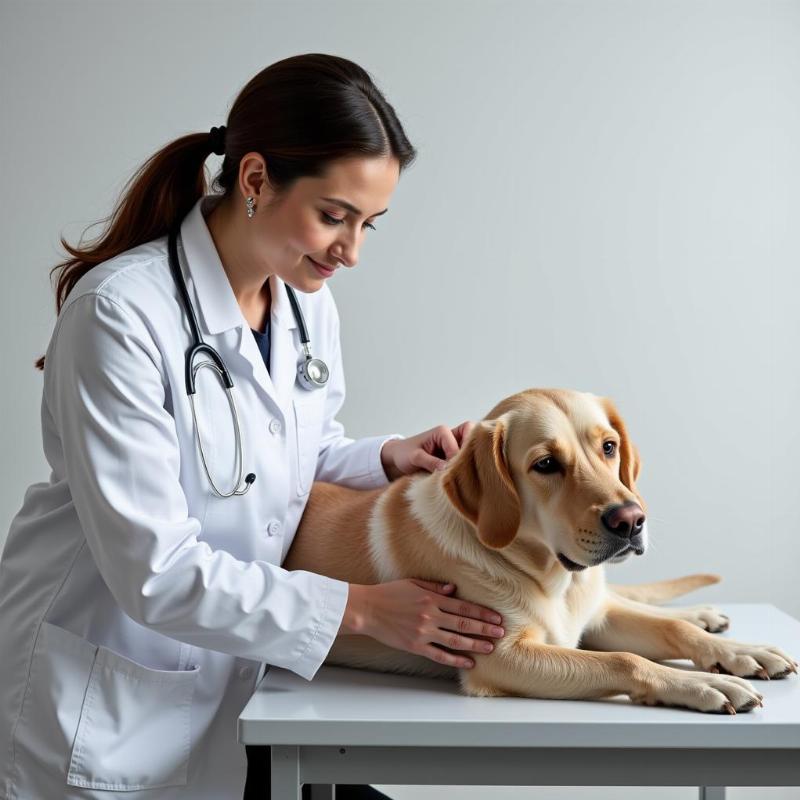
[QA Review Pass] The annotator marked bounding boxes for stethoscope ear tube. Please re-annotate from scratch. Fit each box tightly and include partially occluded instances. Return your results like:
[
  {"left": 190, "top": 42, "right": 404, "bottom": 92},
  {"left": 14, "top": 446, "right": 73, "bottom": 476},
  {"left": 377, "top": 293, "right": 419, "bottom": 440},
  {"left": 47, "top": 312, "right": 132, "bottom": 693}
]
[
  {"left": 186, "top": 344, "right": 234, "bottom": 394},
  {"left": 169, "top": 226, "right": 236, "bottom": 396},
  {"left": 168, "top": 226, "right": 203, "bottom": 349},
  {"left": 170, "top": 222, "right": 252, "bottom": 497},
  {"left": 284, "top": 281, "right": 310, "bottom": 345}
]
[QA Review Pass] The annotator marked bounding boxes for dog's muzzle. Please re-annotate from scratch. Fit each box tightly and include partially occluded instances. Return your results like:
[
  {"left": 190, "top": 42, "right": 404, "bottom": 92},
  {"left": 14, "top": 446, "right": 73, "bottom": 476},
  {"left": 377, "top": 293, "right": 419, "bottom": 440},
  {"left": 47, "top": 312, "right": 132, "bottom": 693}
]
[
  {"left": 607, "top": 538, "right": 646, "bottom": 563},
  {"left": 559, "top": 501, "right": 648, "bottom": 571},
  {"left": 559, "top": 533, "right": 646, "bottom": 571}
]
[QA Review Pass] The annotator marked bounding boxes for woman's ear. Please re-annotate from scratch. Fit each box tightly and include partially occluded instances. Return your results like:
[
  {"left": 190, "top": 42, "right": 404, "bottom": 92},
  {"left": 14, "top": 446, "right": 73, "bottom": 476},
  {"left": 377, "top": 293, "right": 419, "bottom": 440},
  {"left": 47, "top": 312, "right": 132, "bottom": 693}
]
[
  {"left": 600, "top": 397, "right": 644, "bottom": 504},
  {"left": 440, "top": 418, "right": 521, "bottom": 549}
]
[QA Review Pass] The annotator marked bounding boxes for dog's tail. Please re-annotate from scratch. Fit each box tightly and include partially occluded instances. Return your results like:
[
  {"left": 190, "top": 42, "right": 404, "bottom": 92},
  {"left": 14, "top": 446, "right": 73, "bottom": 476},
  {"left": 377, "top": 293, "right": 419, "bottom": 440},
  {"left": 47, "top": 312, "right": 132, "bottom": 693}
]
[{"left": 608, "top": 573, "right": 721, "bottom": 604}]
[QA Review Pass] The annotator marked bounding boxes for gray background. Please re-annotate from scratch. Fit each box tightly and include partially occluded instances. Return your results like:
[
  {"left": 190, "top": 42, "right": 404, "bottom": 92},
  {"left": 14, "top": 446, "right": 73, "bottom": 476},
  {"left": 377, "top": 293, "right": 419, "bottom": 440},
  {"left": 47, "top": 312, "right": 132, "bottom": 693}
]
[{"left": 1, "top": 1, "right": 798, "bottom": 797}]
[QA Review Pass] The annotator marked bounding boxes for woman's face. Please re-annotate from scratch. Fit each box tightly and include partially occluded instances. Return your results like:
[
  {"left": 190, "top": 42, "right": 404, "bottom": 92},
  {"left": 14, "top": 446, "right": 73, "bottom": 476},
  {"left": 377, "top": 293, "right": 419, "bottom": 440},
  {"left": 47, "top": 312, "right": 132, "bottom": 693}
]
[{"left": 242, "top": 154, "right": 400, "bottom": 293}]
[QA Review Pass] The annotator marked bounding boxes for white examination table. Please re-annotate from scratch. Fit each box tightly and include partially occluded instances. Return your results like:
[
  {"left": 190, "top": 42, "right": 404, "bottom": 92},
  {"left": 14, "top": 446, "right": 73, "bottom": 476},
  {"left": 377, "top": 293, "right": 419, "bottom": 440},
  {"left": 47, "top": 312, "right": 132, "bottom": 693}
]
[{"left": 239, "top": 603, "right": 800, "bottom": 799}]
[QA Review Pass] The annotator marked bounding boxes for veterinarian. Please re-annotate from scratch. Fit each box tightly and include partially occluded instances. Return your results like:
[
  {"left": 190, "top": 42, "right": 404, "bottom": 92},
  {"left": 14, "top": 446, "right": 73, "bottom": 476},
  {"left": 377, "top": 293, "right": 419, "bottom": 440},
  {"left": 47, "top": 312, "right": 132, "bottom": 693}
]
[{"left": 0, "top": 54, "right": 508, "bottom": 800}]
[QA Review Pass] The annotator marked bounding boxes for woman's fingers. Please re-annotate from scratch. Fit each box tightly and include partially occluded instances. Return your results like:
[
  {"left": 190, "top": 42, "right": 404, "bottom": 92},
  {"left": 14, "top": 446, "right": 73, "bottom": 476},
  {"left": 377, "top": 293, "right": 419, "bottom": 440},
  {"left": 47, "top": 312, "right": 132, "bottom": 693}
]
[
  {"left": 441, "top": 595, "right": 503, "bottom": 626},
  {"left": 439, "top": 611, "right": 505, "bottom": 643},
  {"left": 412, "top": 579, "right": 456, "bottom": 595},
  {"left": 407, "top": 579, "right": 506, "bottom": 668},
  {"left": 422, "top": 644, "right": 476, "bottom": 669},
  {"left": 414, "top": 580, "right": 505, "bottom": 630},
  {"left": 435, "top": 626, "right": 497, "bottom": 655},
  {"left": 452, "top": 420, "right": 475, "bottom": 447},
  {"left": 427, "top": 611, "right": 504, "bottom": 657}
]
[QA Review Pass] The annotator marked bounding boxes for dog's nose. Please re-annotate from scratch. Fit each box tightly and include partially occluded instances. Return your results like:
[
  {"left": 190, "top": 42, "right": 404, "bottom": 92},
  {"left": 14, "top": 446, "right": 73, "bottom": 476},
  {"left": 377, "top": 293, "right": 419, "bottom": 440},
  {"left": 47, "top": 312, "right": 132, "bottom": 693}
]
[{"left": 601, "top": 502, "right": 646, "bottom": 540}]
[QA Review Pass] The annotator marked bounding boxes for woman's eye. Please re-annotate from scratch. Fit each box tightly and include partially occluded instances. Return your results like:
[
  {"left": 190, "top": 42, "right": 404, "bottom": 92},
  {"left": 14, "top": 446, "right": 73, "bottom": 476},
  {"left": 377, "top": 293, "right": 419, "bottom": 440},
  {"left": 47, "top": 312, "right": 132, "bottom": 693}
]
[
  {"left": 603, "top": 441, "right": 617, "bottom": 457},
  {"left": 321, "top": 212, "right": 376, "bottom": 231},
  {"left": 531, "top": 456, "right": 560, "bottom": 474}
]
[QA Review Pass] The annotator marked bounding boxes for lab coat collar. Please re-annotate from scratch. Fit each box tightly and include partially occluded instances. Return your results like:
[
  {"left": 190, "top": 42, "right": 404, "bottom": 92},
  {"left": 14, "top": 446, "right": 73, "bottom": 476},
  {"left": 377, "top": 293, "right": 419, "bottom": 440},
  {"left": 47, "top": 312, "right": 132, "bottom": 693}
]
[
  {"left": 179, "top": 196, "right": 298, "bottom": 336},
  {"left": 179, "top": 195, "right": 300, "bottom": 418}
]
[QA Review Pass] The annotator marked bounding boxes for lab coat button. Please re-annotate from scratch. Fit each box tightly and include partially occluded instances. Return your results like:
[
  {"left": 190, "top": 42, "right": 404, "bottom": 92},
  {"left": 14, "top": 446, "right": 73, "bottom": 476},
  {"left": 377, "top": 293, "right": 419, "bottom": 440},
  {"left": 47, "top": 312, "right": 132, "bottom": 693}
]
[
  {"left": 239, "top": 666, "right": 254, "bottom": 680},
  {"left": 269, "top": 419, "right": 282, "bottom": 435},
  {"left": 266, "top": 520, "right": 282, "bottom": 536}
]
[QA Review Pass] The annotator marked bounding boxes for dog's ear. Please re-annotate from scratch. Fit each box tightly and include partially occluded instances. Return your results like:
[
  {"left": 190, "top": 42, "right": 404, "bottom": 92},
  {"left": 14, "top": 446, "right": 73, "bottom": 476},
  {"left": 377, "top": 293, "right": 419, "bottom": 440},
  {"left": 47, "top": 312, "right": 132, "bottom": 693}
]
[
  {"left": 441, "top": 418, "right": 521, "bottom": 549},
  {"left": 600, "top": 397, "right": 642, "bottom": 496}
]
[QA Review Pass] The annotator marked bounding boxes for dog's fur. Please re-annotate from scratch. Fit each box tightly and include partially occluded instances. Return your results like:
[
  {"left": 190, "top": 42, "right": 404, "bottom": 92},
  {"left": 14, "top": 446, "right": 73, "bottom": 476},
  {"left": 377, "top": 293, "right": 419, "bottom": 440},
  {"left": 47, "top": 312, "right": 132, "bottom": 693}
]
[{"left": 284, "top": 388, "right": 797, "bottom": 713}]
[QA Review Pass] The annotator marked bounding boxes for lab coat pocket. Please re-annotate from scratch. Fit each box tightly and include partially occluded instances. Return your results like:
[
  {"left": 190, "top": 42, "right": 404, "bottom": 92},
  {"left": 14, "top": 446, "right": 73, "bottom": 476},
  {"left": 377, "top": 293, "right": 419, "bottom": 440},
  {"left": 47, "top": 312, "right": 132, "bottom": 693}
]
[
  {"left": 65, "top": 628, "right": 200, "bottom": 791},
  {"left": 293, "top": 393, "right": 325, "bottom": 496},
  {"left": 12, "top": 622, "right": 99, "bottom": 781}
]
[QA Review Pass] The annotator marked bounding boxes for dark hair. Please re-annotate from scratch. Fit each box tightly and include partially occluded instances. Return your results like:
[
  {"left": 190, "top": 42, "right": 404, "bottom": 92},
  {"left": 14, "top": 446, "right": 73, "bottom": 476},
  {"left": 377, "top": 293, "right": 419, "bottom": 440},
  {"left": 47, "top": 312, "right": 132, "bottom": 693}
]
[{"left": 35, "top": 53, "right": 417, "bottom": 371}]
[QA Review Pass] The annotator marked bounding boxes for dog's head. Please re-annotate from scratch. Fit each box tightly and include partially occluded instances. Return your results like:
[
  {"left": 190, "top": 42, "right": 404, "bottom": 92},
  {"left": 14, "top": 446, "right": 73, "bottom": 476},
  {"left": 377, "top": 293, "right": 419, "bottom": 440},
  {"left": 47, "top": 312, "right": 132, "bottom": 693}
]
[{"left": 440, "top": 388, "right": 648, "bottom": 572}]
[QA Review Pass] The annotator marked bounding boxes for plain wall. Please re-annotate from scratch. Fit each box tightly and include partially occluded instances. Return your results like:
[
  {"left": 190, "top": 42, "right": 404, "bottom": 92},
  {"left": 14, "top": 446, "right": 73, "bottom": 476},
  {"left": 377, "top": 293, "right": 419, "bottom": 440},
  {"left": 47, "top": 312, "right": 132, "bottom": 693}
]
[{"left": 1, "top": 2, "right": 798, "bottom": 798}]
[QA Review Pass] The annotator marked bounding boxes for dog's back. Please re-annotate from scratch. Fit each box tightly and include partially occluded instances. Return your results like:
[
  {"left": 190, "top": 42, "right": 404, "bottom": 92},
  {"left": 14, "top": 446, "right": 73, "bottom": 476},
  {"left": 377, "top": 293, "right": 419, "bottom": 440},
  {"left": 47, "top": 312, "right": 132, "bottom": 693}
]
[{"left": 285, "top": 482, "right": 386, "bottom": 584}]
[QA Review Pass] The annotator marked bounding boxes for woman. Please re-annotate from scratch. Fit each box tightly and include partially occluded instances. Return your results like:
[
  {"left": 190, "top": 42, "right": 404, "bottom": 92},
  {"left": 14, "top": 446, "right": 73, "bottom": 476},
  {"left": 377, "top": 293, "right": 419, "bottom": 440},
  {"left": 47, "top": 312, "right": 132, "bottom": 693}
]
[{"left": 0, "top": 54, "right": 506, "bottom": 799}]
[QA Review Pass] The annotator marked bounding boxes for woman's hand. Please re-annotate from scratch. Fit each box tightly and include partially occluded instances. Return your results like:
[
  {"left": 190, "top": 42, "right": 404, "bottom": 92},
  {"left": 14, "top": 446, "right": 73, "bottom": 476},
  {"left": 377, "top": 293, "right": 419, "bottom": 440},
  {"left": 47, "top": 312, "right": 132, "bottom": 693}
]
[
  {"left": 343, "top": 579, "right": 505, "bottom": 669},
  {"left": 381, "top": 420, "right": 476, "bottom": 481}
]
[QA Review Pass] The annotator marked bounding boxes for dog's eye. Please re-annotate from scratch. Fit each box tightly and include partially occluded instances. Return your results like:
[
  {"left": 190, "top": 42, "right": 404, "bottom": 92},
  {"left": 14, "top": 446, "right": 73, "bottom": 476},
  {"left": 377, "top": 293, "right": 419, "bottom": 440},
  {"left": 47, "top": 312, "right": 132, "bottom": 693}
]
[
  {"left": 531, "top": 456, "right": 560, "bottom": 474},
  {"left": 603, "top": 441, "right": 617, "bottom": 457}
]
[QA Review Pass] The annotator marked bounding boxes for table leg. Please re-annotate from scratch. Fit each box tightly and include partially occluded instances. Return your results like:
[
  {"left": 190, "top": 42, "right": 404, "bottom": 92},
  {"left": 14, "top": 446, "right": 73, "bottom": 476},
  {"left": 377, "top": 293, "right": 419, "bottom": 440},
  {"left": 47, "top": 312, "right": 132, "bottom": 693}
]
[
  {"left": 699, "top": 788, "right": 726, "bottom": 800},
  {"left": 271, "top": 745, "right": 302, "bottom": 799}
]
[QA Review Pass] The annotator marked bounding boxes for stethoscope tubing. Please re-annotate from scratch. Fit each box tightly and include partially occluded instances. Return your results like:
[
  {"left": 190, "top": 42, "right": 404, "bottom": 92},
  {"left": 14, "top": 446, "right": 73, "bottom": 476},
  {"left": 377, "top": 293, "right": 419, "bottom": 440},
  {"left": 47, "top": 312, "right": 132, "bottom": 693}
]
[{"left": 167, "top": 220, "right": 327, "bottom": 498}]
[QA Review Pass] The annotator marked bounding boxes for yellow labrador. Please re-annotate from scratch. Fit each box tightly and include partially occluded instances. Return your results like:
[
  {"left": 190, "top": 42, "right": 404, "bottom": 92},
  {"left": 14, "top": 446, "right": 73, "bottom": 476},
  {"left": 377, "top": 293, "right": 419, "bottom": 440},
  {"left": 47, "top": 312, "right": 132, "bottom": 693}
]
[{"left": 284, "top": 388, "right": 797, "bottom": 714}]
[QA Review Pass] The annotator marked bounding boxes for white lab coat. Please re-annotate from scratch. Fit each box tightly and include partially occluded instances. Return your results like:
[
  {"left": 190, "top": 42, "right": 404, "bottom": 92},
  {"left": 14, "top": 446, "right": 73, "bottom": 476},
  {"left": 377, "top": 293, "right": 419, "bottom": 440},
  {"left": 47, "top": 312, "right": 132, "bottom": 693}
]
[{"left": 0, "top": 195, "right": 402, "bottom": 799}]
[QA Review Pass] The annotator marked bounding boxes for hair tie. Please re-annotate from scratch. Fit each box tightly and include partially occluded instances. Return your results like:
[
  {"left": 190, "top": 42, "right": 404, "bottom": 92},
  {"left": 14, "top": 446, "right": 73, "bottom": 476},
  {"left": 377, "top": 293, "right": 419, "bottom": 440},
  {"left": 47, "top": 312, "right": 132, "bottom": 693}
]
[{"left": 208, "top": 125, "right": 226, "bottom": 156}]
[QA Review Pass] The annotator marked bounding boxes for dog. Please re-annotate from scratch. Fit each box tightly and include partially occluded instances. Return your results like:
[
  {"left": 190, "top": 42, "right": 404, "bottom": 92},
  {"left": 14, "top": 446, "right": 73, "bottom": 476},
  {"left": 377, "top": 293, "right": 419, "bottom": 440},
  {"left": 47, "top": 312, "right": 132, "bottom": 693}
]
[{"left": 284, "top": 388, "right": 797, "bottom": 714}]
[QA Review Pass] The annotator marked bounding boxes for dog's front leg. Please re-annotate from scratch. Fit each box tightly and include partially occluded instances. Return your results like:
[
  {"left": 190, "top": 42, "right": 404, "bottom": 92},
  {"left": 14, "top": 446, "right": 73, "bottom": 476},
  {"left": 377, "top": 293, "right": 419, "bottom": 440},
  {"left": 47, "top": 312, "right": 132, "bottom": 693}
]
[
  {"left": 581, "top": 600, "right": 797, "bottom": 680},
  {"left": 606, "top": 590, "right": 730, "bottom": 633},
  {"left": 460, "top": 625, "right": 764, "bottom": 714}
]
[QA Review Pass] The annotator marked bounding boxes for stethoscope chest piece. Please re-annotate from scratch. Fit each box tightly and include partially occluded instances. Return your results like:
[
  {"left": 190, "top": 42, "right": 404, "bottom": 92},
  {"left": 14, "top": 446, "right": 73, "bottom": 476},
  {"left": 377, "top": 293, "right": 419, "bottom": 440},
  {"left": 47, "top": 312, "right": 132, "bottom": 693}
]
[
  {"left": 286, "top": 284, "right": 330, "bottom": 390},
  {"left": 296, "top": 346, "right": 330, "bottom": 390}
]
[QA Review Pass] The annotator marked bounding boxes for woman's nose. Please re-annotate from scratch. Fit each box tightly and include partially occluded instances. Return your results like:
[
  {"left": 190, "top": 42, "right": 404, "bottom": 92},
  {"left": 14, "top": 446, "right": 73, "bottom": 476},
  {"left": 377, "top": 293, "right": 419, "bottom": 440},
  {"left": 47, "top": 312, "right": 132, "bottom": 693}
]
[{"left": 332, "top": 230, "right": 363, "bottom": 268}]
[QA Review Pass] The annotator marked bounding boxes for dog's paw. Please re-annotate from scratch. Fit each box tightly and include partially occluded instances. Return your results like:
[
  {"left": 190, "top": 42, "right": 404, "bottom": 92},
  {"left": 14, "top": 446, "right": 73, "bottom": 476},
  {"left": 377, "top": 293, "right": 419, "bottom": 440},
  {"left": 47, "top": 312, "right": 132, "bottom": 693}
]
[
  {"left": 635, "top": 669, "right": 763, "bottom": 714},
  {"left": 675, "top": 605, "right": 730, "bottom": 633},
  {"left": 697, "top": 642, "right": 799, "bottom": 679}
]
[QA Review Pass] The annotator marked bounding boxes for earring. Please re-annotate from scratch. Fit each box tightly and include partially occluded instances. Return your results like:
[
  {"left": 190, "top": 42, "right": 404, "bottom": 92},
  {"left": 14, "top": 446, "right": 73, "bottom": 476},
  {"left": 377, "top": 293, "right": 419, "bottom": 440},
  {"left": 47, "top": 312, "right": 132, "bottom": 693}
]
[{"left": 246, "top": 196, "right": 256, "bottom": 219}]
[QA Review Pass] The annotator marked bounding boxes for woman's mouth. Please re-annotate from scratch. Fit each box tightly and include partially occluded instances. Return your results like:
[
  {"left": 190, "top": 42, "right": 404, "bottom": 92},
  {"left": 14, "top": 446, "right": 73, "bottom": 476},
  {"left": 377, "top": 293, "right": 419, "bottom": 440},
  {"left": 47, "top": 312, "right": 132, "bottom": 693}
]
[{"left": 307, "top": 256, "right": 335, "bottom": 278}]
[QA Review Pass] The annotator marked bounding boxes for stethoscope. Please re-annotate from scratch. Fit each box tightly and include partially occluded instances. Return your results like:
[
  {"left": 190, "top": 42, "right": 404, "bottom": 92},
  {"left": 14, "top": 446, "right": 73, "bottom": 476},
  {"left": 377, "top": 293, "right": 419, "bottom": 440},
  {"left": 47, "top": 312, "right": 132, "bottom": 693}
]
[{"left": 167, "top": 223, "right": 330, "bottom": 498}]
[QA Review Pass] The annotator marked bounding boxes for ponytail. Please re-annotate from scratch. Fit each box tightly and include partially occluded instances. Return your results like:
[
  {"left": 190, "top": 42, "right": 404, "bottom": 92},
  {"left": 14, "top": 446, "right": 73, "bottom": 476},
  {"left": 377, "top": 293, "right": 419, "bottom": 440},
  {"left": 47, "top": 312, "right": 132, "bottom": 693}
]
[{"left": 34, "top": 132, "right": 216, "bottom": 370}]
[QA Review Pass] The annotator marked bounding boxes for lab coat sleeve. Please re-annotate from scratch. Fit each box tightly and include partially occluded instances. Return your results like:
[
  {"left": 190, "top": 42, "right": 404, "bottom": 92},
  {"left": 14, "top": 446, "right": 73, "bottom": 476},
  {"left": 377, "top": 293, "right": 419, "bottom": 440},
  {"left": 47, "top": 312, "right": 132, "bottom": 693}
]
[
  {"left": 46, "top": 292, "right": 348, "bottom": 681},
  {"left": 313, "top": 292, "right": 404, "bottom": 489}
]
